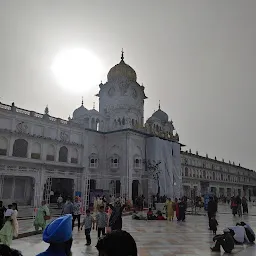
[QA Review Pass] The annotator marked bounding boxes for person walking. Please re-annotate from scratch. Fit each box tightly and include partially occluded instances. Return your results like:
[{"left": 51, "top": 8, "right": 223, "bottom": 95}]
[
  {"left": 177, "top": 198, "right": 186, "bottom": 222},
  {"left": 81, "top": 210, "right": 95, "bottom": 246},
  {"left": 236, "top": 195, "right": 242, "bottom": 217},
  {"left": 108, "top": 201, "right": 126, "bottom": 231},
  {"left": 242, "top": 196, "right": 248, "bottom": 214},
  {"left": 72, "top": 197, "right": 81, "bottom": 231},
  {"left": 34, "top": 201, "right": 51, "bottom": 232},
  {"left": 0, "top": 203, "right": 18, "bottom": 246},
  {"left": 62, "top": 197, "right": 73, "bottom": 215},
  {"left": 96, "top": 206, "right": 108, "bottom": 239},
  {"left": 207, "top": 197, "right": 217, "bottom": 229}
]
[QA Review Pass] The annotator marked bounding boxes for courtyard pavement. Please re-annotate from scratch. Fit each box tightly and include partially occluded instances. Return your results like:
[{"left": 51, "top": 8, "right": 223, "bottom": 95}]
[{"left": 11, "top": 205, "right": 256, "bottom": 256}]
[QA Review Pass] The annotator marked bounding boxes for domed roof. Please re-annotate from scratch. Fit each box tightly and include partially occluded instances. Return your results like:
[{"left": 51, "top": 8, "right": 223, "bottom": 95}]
[
  {"left": 107, "top": 51, "right": 137, "bottom": 82},
  {"left": 73, "top": 99, "right": 88, "bottom": 119},
  {"left": 152, "top": 103, "right": 168, "bottom": 122}
]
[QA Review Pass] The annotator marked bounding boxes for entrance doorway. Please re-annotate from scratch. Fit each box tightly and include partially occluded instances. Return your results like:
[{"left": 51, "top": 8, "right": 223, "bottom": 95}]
[
  {"left": 132, "top": 180, "right": 139, "bottom": 202},
  {"left": 48, "top": 178, "right": 74, "bottom": 203}
]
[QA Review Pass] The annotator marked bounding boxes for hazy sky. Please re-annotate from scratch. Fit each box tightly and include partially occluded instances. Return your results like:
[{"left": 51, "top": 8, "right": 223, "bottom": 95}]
[{"left": 1, "top": 1, "right": 256, "bottom": 170}]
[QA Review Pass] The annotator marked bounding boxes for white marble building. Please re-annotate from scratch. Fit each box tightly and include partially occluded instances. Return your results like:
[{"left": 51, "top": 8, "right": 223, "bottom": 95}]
[
  {"left": 0, "top": 52, "right": 182, "bottom": 206},
  {"left": 181, "top": 150, "right": 256, "bottom": 199}
]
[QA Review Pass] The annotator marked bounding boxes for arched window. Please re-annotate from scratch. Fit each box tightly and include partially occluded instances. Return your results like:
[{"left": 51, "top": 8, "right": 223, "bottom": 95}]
[
  {"left": 185, "top": 167, "right": 188, "bottom": 176},
  {"left": 59, "top": 146, "right": 68, "bottom": 162},
  {"left": 110, "top": 155, "right": 119, "bottom": 169},
  {"left": 203, "top": 170, "right": 206, "bottom": 179},
  {"left": 133, "top": 157, "right": 142, "bottom": 169},
  {"left": 91, "top": 118, "right": 95, "bottom": 130},
  {"left": 122, "top": 117, "right": 125, "bottom": 125},
  {"left": 31, "top": 142, "right": 41, "bottom": 159},
  {"left": 0, "top": 136, "right": 8, "bottom": 156},
  {"left": 89, "top": 154, "right": 98, "bottom": 168},
  {"left": 46, "top": 144, "right": 55, "bottom": 161},
  {"left": 212, "top": 172, "right": 215, "bottom": 180},
  {"left": 71, "top": 148, "right": 79, "bottom": 164},
  {"left": 132, "top": 119, "right": 135, "bottom": 126},
  {"left": 12, "top": 139, "right": 28, "bottom": 158},
  {"left": 96, "top": 119, "right": 100, "bottom": 131}
]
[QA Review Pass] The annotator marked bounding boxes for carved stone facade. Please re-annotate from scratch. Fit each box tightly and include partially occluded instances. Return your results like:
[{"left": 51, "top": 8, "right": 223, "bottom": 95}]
[
  {"left": 0, "top": 52, "right": 254, "bottom": 206},
  {"left": 181, "top": 151, "right": 256, "bottom": 198}
]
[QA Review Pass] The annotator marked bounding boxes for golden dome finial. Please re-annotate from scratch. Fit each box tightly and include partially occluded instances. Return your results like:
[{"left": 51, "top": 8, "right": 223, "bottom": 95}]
[{"left": 121, "top": 48, "right": 124, "bottom": 61}]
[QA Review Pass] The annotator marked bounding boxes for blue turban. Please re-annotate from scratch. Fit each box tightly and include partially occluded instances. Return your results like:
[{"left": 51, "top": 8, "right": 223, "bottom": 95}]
[{"left": 43, "top": 214, "right": 72, "bottom": 243}]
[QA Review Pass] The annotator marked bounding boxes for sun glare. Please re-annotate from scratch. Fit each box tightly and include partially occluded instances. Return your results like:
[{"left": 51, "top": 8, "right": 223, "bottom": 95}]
[{"left": 51, "top": 48, "right": 103, "bottom": 93}]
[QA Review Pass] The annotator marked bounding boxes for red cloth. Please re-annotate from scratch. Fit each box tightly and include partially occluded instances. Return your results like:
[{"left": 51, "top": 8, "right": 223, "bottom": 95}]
[
  {"left": 156, "top": 216, "right": 166, "bottom": 220},
  {"left": 147, "top": 210, "right": 153, "bottom": 215}
]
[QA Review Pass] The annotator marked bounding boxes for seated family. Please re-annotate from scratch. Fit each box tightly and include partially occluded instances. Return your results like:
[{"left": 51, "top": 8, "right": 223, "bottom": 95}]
[
  {"left": 211, "top": 222, "right": 255, "bottom": 253},
  {"left": 132, "top": 209, "right": 166, "bottom": 220}
]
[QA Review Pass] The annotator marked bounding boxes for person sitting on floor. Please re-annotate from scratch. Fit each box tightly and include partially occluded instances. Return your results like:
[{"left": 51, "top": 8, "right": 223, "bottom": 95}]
[
  {"left": 211, "top": 228, "right": 235, "bottom": 253},
  {"left": 147, "top": 208, "right": 156, "bottom": 220},
  {"left": 132, "top": 210, "right": 147, "bottom": 220},
  {"left": 156, "top": 211, "right": 166, "bottom": 220},
  {"left": 236, "top": 222, "right": 255, "bottom": 243},
  {"left": 228, "top": 225, "right": 250, "bottom": 244}
]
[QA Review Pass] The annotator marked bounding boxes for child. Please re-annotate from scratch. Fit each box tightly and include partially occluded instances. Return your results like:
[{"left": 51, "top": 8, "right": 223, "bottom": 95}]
[
  {"left": 147, "top": 208, "right": 155, "bottom": 220},
  {"left": 156, "top": 211, "right": 166, "bottom": 220},
  {"left": 96, "top": 206, "right": 108, "bottom": 239},
  {"left": 210, "top": 216, "right": 218, "bottom": 235},
  {"left": 4, "top": 205, "right": 14, "bottom": 222},
  {"left": 81, "top": 209, "right": 95, "bottom": 246}
]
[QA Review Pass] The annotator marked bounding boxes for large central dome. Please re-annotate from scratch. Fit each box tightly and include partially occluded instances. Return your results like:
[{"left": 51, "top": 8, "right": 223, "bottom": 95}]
[{"left": 107, "top": 51, "right": 137, "bottom": 82}]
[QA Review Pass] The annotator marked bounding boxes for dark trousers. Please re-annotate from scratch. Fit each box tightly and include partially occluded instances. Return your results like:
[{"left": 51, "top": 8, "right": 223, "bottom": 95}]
[
  {"left": 0, "top": 218, "right": 4, "bottom": 230},
  {"left": 72, "top": 214, "right": 81, "bottom": 230},
  {"left": 213, "top": 237, "right": 232, "bottom": 253},
  {"left": 97, "top": 227, "right": 106, "bottom": 238},
  {"left": 85, "top": 228, "right": 91, "bottom": 244},
  {"left": 178, "top": 211, "right": 185, "bottom": 221},
  {"left": 208, "top": 212, "right": 213, "bottom": 227}
]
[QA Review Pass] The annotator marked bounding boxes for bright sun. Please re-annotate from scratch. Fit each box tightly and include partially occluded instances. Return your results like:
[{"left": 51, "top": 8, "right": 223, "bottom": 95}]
[{"left": 51, "top": 48, "right": 103, "bottom": 93}]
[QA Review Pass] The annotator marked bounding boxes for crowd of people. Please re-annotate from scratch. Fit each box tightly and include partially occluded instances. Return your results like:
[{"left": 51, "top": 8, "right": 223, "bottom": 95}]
[{"left": 0, "top": 193, "right": 255, "bottom": 255}]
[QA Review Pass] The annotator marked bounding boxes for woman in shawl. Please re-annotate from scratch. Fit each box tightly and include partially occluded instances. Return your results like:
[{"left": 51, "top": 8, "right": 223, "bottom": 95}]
[
  {"left": 166, "top": 199, "right": 174, "bottom": 221},
  {"left": 108, "top": 201, "right": 126, "bottom": 231},
  {"left": 0, "top": 203, "right": 18, "bottom": 246},
  {"left": 34, "top": 200, "right": 51, "bottom": 232}
]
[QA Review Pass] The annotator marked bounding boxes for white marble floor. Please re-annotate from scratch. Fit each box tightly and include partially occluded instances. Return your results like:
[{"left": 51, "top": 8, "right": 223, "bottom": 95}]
[{"left": 11, "top": 212, "right": 256, "bottom": 256}]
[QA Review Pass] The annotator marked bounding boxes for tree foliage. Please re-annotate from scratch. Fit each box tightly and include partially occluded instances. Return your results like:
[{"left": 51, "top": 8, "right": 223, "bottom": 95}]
[{"left": 143, "top": 159, "right": 162, "bottom": 194}]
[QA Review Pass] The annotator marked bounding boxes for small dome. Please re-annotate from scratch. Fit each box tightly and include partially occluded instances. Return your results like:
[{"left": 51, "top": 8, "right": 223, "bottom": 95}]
[
  {"left": 152, "top": 109, "right": 168, "bottom": 122},
  {"left": 73, "top": 104, "right": 88, "bottom": 119},
  {"left": 107, "top": 51, "right": 137, "bottom": 82}
]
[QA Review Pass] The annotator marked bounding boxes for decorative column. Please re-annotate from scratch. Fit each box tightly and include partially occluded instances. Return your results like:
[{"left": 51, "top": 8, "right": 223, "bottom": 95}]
[
  {"left": 8, "top": 137, "right": 15, "bottom": 157},
  {"left": 127, "top": 134, "right": 133, "bottom": 200},
  {"left": 27, "top": 140, "right": 32, "bottom": 158}
]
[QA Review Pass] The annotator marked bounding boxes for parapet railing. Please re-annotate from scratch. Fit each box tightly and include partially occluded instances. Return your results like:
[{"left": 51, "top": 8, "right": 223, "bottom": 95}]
[{"left": 0, "top": 102, "right": 69, "bottom": 126}]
